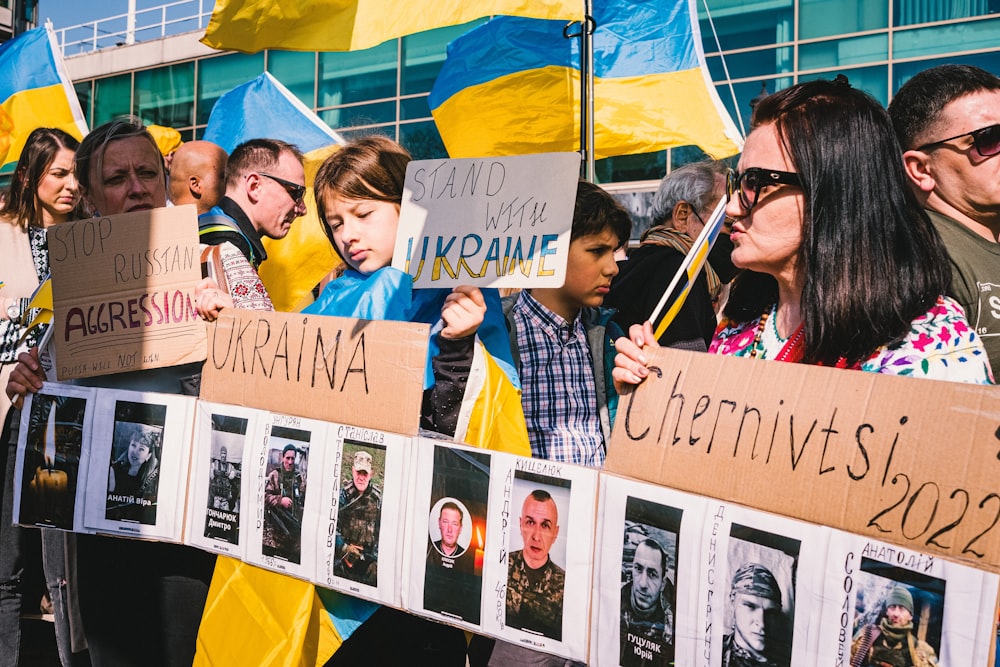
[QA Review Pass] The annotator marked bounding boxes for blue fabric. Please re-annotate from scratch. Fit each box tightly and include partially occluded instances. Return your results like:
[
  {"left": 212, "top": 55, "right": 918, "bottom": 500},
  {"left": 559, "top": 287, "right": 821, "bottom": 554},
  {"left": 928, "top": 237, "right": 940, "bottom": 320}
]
[
  {"left": 304, "top": 267, "right": 520, "bottom": 389},
  {"left": 316, "top": 587, "right": 378, "bottom": 640}
]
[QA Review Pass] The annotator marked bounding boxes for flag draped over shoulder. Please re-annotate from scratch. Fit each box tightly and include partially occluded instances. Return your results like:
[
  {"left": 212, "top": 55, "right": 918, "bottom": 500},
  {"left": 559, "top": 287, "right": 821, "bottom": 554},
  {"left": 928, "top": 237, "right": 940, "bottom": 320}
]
[
  {"left": 430, "top": 0, "right": 743, "bottom": 160},
  {"left": 0, "top": 27, "right": 88, "bottom": 167},
  {"left": 203, "top": 72, "right": 344, "bottom": 312},
  {"left": 201, "top": 0, "right": 584, "bottom": 53}
]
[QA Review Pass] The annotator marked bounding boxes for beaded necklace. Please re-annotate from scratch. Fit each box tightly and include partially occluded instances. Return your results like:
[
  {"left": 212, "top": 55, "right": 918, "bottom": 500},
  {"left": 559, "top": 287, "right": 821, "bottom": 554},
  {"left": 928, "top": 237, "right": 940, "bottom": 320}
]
[{"left": 749, "top": 304, "right": 804, "bottom": 361}]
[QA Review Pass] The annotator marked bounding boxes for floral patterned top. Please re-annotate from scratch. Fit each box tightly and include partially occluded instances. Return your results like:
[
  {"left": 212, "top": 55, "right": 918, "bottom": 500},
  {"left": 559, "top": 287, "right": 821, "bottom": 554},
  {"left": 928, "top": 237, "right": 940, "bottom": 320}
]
[{"left": 709, "top": 296, "right": 994, "bottom": 384}]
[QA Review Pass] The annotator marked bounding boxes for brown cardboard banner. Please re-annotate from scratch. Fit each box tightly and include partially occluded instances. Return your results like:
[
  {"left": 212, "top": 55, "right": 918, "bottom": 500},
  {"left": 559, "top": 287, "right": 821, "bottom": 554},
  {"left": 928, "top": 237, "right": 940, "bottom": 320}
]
[
  {"left": 200, "top": 309, "right": 430, "bottom": 435},
  {"left": 605, "top": 347, "right": 1000, "bottom": 573},
  {"left": 49, "top": 205, "right": 206, "bottom": 380}
]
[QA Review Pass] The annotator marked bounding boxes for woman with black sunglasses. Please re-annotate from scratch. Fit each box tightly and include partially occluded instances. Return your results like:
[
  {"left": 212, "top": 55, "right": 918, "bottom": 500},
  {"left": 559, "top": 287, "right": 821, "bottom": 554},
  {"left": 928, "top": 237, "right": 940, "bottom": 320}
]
[{"left": 614, "top": 76, "right": 992, "bottom": 384}]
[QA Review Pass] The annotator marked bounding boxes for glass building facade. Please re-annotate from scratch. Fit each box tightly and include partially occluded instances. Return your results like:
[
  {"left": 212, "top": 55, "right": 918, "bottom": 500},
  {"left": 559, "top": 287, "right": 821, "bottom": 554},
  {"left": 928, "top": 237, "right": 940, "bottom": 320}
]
[{"left": 68, "top": 0, "right": 1000, "bottom": 185}]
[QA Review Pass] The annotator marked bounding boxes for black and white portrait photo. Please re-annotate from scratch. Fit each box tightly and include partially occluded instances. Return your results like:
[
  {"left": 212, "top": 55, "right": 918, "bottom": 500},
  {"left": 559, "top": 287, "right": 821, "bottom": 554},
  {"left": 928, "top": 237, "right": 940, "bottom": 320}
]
[{"left": 105, "top": 401, "right": 166, "bottom": 525}]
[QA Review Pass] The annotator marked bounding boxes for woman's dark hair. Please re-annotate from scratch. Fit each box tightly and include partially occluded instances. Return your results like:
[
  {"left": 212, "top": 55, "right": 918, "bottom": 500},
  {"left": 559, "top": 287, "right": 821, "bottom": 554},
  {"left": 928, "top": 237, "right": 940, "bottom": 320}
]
[
  {"left": 1, "top": 127, "right": 82, "bottom": 227},
  {"left": 76, "top": 116, "right": 162, "bottom": 194},
  {"left": 724, "top": 76, "right": 950, "bottom": 366},
  {"left": 313, "top": 135, "right": 411, "bottom": 251}
]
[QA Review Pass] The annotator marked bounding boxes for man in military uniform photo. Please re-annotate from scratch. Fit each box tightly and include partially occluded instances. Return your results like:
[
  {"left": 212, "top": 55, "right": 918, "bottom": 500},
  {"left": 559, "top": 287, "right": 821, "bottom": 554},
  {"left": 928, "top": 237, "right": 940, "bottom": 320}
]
[
  {"left": 505, "top": 489, "right": 565, "bottom": 640},
  {"left": 620, "top": 538, "right": 675, "bottom": 667},
  {"left": 851, "top": 585, "right": 938, "bottom": 667},
  {"left": 209, "top": 445, "right": 239, "bottom": 511},
  {"left": 722, "top": 563, "right": 790, "bottom": 667},
  {"left": 334, "top": 450, "right": 381, "bottom": 585},
  {"left": 262, "top": 443, "right": 306, "bottom": 563}
]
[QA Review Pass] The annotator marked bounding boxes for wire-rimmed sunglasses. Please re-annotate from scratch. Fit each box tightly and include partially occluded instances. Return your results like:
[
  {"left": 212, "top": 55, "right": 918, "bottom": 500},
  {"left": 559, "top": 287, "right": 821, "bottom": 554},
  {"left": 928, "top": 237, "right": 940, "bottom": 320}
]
[
  {"left": 258, "top": 172, "right": 306, "bottom": 205},
  {"left": 726, "top": 167, "right": 801, "bottom": 213},
  {"left": 915, "top": 123, "right": 1000, "bottom": 158}
]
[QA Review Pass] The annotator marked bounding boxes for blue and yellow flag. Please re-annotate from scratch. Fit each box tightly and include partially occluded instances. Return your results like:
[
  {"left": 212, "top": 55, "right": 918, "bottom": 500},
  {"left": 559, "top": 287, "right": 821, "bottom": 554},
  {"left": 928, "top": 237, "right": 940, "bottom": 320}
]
[
  {"left": 201, "top": 0, "right": 584, "bottom": 53},
  {"left": 0, "top": 26, "right": 88, "bottom": 167},
  {"left": 203, "top": 72, "right": 344, "bottom": 313},
  {"left": 430, "top": 0, "right": 743, "bottom": 160}
]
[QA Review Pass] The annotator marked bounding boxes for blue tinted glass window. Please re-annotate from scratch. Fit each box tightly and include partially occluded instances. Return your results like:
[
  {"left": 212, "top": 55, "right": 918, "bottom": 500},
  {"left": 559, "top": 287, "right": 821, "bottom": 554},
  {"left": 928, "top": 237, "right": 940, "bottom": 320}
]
[
  {"left": 319, "top": 102, "right": 396, "bottom": 130},
  {"left": 895, "top": 0, "right": 991, "bottom": 26},
  {"left": 196, "top": 53, "right": 265, "bottom": 125},
  {"left": 74, "top": 81, "right": 92, "bottom": 126},
  {"left": 893, "top": 53, "right": 1000, "bottom": 97},
  {"left": 596, "top": 151, "right": 667, "bottom": 184},
  {"left": 799, "top": 35, "right": 888, "bottom": 70},
  {"left": 399, "top": 121, "right": 447, "bottom": 160},
  {"left": 94, "top": 74, "right": 132, "bottom": 127},
  {"left": 337, "top": 127, "right": 397, "bottom": 142},
  {"left": 268, "top": 51, "right": 316, "bottom": 108},
  {"left": 700, "top": 0, "right": 794, "bottom": 52},
  {"left": 318, "top": 42, "right": 397, "bottom": 107},
  {"left": 800, "top": 0, "right": 886, "bottom": 38},
  {"left": 401, "top": 21, "right": 485, "bottom": 96},
  {"left": 798, "top": 65, "right": 888, "bottom": 106},
  {"left": 706, "top": 47, "right": 794, "bottom": 81},
  {"left": 135, "top": 63, "right": 194, "bottom": 129},
  {"left": 893, "top": 17, "right": 1000, "bottom": 60},
  {"left": 400, "top": 96, "right": 431, "bottom": 121}
]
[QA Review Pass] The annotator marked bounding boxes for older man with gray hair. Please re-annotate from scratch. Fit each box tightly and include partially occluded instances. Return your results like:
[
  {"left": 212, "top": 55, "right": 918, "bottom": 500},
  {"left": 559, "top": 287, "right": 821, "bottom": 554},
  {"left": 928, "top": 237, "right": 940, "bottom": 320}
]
[{"left": 605, "top": 159, "right": 736, "bottom": 350}]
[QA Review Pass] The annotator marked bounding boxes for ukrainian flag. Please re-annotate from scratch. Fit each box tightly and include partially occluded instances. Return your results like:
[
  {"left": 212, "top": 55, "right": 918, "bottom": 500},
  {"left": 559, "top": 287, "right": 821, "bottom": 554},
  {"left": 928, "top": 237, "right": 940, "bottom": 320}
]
[
  {"left": 203, "top": 73, "right": 344, "bottom": 313},
  {"left": 0, "top": 26, "right": 88, "bottom": 167},
  {"left": 430, "top": 0, "right": 743, "bottom": 160},
  {"left": 201, "top": 0, "right": 584, "bottom": 53}
]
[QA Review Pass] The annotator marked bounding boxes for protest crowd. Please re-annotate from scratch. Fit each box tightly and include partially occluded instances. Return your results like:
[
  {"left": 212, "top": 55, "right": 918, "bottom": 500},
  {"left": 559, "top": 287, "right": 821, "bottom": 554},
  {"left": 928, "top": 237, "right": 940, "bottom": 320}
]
[{"left": 0, "top": 11, "right": 999, "bottom": 662}]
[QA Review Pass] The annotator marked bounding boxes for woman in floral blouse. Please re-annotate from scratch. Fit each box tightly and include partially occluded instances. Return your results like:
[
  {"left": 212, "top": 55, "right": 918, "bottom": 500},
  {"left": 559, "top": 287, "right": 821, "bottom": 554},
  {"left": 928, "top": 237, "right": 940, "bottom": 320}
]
[{"left": 614, "top": 77, "right": 992, "bottom": 386}]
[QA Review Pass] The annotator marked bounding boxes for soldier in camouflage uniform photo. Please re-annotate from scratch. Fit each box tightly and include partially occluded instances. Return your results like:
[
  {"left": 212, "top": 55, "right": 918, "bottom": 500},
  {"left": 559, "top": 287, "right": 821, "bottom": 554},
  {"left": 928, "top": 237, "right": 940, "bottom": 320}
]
[
  {"left": 505, "top": 489, "right": 565, "bottom": 640},
  {"left": 262, "top": 443, "right": 307, "bottom": 563},
  {"left": 334, "top": 449, "right": 382, "bottom": 585}
]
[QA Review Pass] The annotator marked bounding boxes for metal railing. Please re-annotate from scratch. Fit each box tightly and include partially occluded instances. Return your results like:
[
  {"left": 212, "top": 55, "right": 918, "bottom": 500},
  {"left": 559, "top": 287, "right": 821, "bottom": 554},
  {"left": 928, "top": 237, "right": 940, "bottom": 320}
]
[{"left": 49, "top": 0, "right": 215, "bottom": 56}]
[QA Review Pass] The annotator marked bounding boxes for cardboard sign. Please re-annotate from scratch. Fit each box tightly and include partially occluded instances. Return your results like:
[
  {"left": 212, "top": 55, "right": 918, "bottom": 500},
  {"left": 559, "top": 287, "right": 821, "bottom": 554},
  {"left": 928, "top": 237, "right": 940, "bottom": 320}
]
[
  {"left": 605, "top": 347, "right": 1000, "bottom": 573},
  {"left": 49, "top": 206, "right": 206, "bottom": 379},
  {"left": 200, "top": 309, "right": 430, "bottom": 435},
  {"left": 392, "top": 152, "right": 581, "bottom": 289}
]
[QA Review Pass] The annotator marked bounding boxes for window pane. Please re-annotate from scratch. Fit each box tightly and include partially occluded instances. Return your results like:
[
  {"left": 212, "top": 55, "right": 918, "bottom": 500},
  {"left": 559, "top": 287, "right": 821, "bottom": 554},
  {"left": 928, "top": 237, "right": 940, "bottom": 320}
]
[
  {"left": 893, "top": 52, "right": 1000, "bottom": 98},
  {"left": 401, "top": 20, "right": 485, "bottom": 95},
  {"left": 318, "top": 41, "right": 397, "bottom": 107},
  {"left": 400, "top": 96, "right": 431, "bottom": 121},
  {"left": 74, "top": 81, "right": 92, "bottom": 127},
  {"left": 799, "top": 65, "right": 888, "bottom": 106},
  {"left": 596, "top": 151, "right": 666, "bottom": 184},
  {"left": 318, "top": 101, "right": 396, "bottom": 130},
  {"left": 399, "top": 121, "right": 447, "bottom": 160},
  {"left": 706, "top": 47, "right": 793, "bottom": 81},
  {"left": 196, "top": 52, "right": 265, "bottom": 125},
  {"left": 800, "top": 0, "right": 886, "bottom": 39},
  {"left": 893, "top": 17, "right": 1000, "bottom": 60},
  {"left": 337, "top": 127, "right": 397, "bottom": 143},
  {"left": 670, "top": 146, "right": 711, "bottom": 169},
  {"left": 134, "top": 62, "right": 194, "bottom": 129},
  {"left": 895, "top": 0, "right": 990, "bottom": 26},
  {"left": 799, "top": 34, "right": 888, "bottom": 70},
  {"left": 268, "top": 50, "right": 315, "bottom": 107},
  {"left": 700, "top": 0, "right": 794, "bottom": 52},
  {"left": 713, "top": 78, "right": 792, "bottom": 137},
  {"left": 93, "top": 74, "right": 132, "bottom": 127}
]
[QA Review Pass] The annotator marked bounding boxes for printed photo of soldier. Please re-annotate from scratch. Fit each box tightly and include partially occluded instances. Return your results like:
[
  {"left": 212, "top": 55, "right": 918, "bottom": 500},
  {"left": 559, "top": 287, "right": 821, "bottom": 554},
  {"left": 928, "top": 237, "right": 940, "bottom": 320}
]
[
  {"left": 104, "top": 400, "right": 166, "bottom": 525},
  {"left": 203, "top": 413, "right": 247, "bottom": 544},
  {"left": 334, "top": 441, "right": 386, "bottom": 586},
  {"left": 422, "top": 444, "right": 491, "bottom": 624},
  {"left": 505, "top": 471, "right": 571, "bottom": 641},
  {"left": 619, "top": 497, "right": 682, "bottom": 667},
  {"left": 722, "top": 524, "right": 799, "bottom": 667},
  {"left": 849, "top": 558, "right": 944, "bottom": 667},
  {"left": 19, "top": 391, "right": 88, "bottom": 529},
  {"left": 261, "top": 425, "right": 310, "bottom": 564}
]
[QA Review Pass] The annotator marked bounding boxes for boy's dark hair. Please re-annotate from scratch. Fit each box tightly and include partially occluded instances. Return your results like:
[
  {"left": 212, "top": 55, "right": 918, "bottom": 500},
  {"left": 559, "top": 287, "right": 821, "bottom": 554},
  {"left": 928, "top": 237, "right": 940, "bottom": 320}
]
[
  {"left": 572, "top": 180, "right": 632, "bottom": 247},
  {"left": 888, "top": 64, "right": 1000, "bottom": 150}
]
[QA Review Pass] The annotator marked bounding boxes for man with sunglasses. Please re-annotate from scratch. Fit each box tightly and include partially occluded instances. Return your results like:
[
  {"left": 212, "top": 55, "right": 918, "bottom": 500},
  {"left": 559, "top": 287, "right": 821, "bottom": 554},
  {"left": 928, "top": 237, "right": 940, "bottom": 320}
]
[
  {"left": 199, "top": 138, "right": 307, "bottom": 270},
  {"left": 889, "top": 64, "right": 1000, "bottom": 371}
]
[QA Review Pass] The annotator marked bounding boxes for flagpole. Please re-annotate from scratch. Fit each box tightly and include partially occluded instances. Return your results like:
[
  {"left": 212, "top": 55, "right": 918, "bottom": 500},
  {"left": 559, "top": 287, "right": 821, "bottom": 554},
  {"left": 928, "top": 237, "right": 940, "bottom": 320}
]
[{"left": 580, "top": 0, "right": 595, "bottom": 182}]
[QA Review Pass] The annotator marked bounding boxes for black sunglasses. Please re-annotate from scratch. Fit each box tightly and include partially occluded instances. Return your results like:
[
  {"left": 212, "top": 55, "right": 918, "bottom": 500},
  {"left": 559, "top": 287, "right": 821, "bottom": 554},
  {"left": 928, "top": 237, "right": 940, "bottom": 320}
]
[
  {"left": 916, "top": 123, "right": 1000, "bottom": 158},
  {"left": 727, "top": 167, "right": 801, "bottom": 213},
  {"left": 258, "top": 172, "right": 306, "bottom": 204}
]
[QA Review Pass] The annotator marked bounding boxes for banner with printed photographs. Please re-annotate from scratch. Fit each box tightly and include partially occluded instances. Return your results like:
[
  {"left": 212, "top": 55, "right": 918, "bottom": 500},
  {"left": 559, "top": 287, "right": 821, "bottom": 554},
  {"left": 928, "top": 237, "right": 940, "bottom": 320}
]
[{"left": 12, "top": 384, "right": 1000, "bottom": 664}]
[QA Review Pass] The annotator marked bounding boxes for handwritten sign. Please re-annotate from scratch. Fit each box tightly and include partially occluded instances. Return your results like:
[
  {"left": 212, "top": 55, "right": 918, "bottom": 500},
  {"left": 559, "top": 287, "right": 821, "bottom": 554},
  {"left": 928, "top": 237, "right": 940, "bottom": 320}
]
[
  {"left": 200, "top": 309, "right": 430, "bottom": 435},
  {"left": 49, "top": 206, "right": 206, "bottom": 380},
  {"left": 391, "top": 153, "right": 581, "bottom": 289},
  {"left": 605, "top": 347, "right": 1000, "bottom": 573}
]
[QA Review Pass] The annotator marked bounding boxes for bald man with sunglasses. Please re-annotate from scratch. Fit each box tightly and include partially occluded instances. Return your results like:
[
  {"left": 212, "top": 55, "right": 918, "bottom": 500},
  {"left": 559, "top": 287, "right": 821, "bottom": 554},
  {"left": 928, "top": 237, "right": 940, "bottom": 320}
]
[{"left": 890, "top": 64, "right": 1000, "bottom": 371}]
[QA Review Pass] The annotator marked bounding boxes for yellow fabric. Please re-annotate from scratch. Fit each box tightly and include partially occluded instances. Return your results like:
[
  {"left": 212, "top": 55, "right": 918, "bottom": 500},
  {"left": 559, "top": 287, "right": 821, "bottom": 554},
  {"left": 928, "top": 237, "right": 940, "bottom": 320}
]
[
  {"left": 461, "top": 343, "right": 531, "bottom": 455},
  {"left": 201, "top": 0, "right": 583, "bottom": 53},
  {"left": 259, "top": 145, "right": 342, "bottom": 313},
  {"left": 433, "top": 66, "right": 742, "bottom": 160},
  {"left": 148, "top": 124, "right": 183, "bottom": 156},
  {"left": 194, "top": 557, "right": 342, "bottom": 667},
  {"left": 1, "top": 84, "right": 85, "bottom": 166}
]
